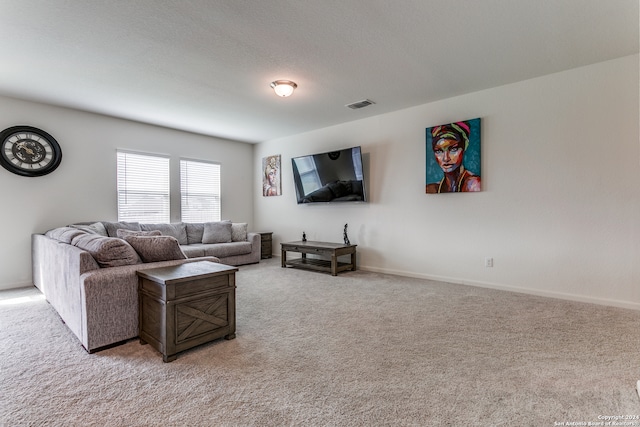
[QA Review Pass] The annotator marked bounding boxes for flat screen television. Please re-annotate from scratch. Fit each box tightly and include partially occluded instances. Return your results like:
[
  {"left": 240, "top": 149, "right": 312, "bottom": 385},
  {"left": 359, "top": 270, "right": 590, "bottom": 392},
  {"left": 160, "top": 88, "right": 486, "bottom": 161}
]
[{"left": 291, "top": 146, "right": 366, "bottom": 204}]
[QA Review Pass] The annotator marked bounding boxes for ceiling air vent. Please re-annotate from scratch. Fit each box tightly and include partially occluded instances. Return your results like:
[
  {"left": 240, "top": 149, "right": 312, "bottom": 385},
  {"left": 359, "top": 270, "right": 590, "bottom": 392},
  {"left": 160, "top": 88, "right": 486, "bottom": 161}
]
[{"left": 345, "top": 99, "right": 376, "bottom": 110}]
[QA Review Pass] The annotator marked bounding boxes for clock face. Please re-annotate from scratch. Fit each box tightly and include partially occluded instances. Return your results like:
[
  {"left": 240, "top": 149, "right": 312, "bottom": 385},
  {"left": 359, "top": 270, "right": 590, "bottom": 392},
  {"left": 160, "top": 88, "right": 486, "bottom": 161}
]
[{"left": 0, "top": 126, "right": 62, "bottom": 177}]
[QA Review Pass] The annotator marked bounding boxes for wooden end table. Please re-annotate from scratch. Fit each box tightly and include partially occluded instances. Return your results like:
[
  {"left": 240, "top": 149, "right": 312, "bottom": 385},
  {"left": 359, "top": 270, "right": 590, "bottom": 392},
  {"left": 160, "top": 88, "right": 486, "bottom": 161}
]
[
  {"left": 137, "top": 261, "right": 238, "bottom": 362},
  {"left": 281, "top": 240, "right": 357, "bottom": 276},
  {"left": 257, "top": 232, "right": 273, "bottom": 259}
]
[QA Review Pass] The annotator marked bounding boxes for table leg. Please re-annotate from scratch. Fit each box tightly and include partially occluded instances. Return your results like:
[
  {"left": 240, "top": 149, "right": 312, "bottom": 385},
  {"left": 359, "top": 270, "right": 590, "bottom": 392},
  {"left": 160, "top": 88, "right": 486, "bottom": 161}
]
[
  {"left": 281, "top": 249, "right": 286, "bottom": 267},
  {"left": 163, "top": 354, "right": 177, "bottom": 363},
  {"left": 351, "top": 251, "right": 357, "bottom": 271},
  {"left": 331, "top": 252, "right": 337, "bottom": 276}
]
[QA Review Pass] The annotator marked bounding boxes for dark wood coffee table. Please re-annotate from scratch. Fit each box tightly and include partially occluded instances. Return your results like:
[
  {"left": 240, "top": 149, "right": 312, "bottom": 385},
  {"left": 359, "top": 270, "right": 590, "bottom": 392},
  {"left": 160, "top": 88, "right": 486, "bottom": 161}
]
[
  {"left": 137, "top": 261, "right": 238, "bottom": 362},
  {"left": 281, "top": 240, "right": 357, "bottom": 276}
]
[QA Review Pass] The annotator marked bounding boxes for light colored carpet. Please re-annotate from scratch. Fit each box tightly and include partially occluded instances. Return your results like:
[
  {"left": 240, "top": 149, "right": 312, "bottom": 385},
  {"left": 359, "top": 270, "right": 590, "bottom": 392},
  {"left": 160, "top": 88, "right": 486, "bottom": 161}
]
[{"left": 1, "top": 258, "right": 639, "bottom": 426}]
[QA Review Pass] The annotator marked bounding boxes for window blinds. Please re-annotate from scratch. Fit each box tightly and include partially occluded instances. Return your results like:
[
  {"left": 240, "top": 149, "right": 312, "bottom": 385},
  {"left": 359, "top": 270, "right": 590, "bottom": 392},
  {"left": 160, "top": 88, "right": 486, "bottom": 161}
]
[
  {"left": 180, "top": 159, "right": 221, "bottom": 223},
  {"left": 117, "top": 151, "right": 170, "bottom": 223}
]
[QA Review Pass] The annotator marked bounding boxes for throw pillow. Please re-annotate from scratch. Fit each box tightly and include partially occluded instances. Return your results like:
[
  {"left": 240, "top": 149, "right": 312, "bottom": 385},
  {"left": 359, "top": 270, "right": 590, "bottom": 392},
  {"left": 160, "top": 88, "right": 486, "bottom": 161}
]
[
  {"left": 70, "top": 222, "right": 108, "bottom": 236},
  {"left": 71, "top": 234, "right": 141, "bottom": 267},
  {"left": 186, "top": 223, "right": 205, "bottom": 244},
  {"left": 124, "top": 235, "right": 187, "bottom": 263},
  {"left": 45, "top": 227, "right": 88, "bottom": 244},
  {"left": 140, "top": 223, "right": 188, "bottom": 245},
  {"left": 231, "top": 223, "right": 248, "bottom": 242},
  {"left": 116, "top": 229, "right": 162, "bottom": 238},
  {"left": 103, "top": 221, "right": 141, "bottom": 238},
  {"left": 202, "top": 221, "right": 232, "bottom": 244}
]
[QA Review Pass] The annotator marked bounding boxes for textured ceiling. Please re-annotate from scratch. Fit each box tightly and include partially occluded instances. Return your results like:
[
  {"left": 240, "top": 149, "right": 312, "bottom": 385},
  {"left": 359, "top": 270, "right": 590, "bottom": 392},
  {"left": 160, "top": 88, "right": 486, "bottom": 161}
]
[{"left": 0, "top": 0, "right": 638, "bottom": 143}]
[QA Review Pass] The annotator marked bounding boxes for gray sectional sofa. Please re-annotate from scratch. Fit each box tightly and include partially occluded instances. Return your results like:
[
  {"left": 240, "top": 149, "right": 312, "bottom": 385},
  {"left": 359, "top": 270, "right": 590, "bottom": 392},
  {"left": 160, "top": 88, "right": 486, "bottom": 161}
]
[
  {"left": 98, "top": 220, "right": 261, "bottom": 266},
  {"left": 32, "top": 220, "right": 260, "bottom": 352}
]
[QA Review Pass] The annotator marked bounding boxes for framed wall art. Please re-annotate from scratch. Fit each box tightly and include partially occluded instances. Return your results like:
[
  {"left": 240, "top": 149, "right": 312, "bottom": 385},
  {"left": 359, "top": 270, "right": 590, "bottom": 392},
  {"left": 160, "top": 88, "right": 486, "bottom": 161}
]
[
  {"left": 262, "top": 154, "right": 281, "bottom": 196},
  {"left": 426, "top": 118, "right": 481, "bottom": 193}
]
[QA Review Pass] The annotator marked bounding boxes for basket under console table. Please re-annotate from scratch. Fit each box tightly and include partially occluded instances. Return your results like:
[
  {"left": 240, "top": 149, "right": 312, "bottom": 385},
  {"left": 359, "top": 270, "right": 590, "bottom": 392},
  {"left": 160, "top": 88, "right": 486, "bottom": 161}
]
[{"left": 281, "top": 240, "right": 357, "bottom": 276}]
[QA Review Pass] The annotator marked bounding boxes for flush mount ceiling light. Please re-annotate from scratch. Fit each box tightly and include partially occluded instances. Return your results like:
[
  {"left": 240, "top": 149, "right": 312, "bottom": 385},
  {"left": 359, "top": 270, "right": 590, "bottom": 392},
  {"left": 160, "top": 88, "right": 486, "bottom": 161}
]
[{"left": 270, "top": 80, "right": 297, "bottom": 97}]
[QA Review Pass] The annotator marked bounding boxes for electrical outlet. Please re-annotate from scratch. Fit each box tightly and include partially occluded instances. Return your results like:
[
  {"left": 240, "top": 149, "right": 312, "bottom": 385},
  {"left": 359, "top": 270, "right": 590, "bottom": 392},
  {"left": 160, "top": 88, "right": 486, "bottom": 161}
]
[{"left": 485, "top": 257, "right": 493, "bottom": 268}]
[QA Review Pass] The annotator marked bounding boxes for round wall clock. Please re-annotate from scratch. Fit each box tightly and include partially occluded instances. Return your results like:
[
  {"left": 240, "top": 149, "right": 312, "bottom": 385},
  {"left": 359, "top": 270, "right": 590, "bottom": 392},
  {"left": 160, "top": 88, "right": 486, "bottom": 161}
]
[{"left": 0, "top": 125, "right": 62, "bottom": 177}]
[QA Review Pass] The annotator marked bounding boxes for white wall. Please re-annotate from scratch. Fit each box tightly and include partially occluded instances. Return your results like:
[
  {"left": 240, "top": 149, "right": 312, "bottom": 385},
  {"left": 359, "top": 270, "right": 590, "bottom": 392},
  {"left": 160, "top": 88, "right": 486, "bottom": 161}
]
[
  {"left": 0, "top": 97, "right": 254, "bottom": 290},
  {"left": 254, "top": 54, "right": 640, "bottom": 310}
]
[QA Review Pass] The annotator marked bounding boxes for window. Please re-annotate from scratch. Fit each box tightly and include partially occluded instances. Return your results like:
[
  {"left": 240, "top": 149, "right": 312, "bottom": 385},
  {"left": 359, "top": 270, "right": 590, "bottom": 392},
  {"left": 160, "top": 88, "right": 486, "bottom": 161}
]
[
  {"left": 180, "top": 159, "right": 221, "bottom": 223},
  {"left": 117, "top": 151, "right": 170, "bottom": 223}
]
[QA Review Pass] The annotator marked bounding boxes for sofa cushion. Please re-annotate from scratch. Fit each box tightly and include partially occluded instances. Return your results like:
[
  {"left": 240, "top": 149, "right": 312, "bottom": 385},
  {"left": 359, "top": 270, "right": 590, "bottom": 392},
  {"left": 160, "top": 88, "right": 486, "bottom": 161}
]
[
  {"left": 203, "top": 241, "right": 253, "bottom": 258},
  {"left": 103, "top": 221, "right": 141, "bottom": 238},
  {"left": 71, "top": 234, "right": 141, "bottom": 268},
  {"left": 140, "top": 223, "right": 188, "bottom": 245},
  {"left": 202, "top": 221, "right": 232, "bottom": 244},
  {"left": 124, "top": 235, "right": 187, "bottom": 263},
  {"left": 45, "top": 227, "right": 88, "bottom": 244},
  {"left": 186, "top": 223, "right": 205, "bottom": 244},
  {"left": 116, "top": 229, "right": 162, "bottom": 238},
  {"left": 70, "top": 222, "right": 108, "bottom": 236},
  {"left": 231, "top": 223, "right": 248, "bottom": 242},
  {"left": 180, "top": 244, "right": 206, "bottom": 258}
]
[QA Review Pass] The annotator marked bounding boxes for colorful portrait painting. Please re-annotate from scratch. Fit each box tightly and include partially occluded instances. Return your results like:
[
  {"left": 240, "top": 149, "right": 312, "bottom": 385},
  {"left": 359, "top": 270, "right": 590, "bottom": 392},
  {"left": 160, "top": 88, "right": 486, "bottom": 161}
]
[
  {"left": 262, "top": 154, "right": 281, "bottom": 197},
  {"left": 426, "top": 118, "right": 481, "bottom": 193}
]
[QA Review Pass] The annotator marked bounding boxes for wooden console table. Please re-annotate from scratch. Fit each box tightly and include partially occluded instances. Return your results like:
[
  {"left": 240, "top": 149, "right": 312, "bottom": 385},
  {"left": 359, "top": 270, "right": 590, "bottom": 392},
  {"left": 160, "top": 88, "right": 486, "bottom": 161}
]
[
  {"left": 281, "top": 240, "right": 357, "bottom": 276},
  {"left": 137, "top": 261, "right": 238, "bottom": 362}
]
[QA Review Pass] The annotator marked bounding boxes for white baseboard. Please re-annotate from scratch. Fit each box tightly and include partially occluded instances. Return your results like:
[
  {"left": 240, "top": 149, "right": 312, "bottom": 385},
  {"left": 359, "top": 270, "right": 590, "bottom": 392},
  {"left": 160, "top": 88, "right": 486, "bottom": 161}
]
[
  {"left": 359, "top": 265, "right": 640, "bottom": 312},
  {"left": 0, "top": 281, "right": 35, "bottom": 292}
]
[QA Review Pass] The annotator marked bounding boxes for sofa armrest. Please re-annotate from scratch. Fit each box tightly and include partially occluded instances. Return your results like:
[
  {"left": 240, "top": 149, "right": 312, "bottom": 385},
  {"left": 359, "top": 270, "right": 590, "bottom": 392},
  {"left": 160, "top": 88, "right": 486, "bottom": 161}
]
[
  {"left": 246, "top": 232, "right": 261, "bottom": 263},
  {"left": 32, "top": 233, "right": 100, "bottom": 291},
  {"left": 247, "top": 232, "right": 260, "bottom": 249},
  {"left": 218, "top": 232, "right": 261, "bottom": 266},
  {"left": 32, "top": 233, "right": 100, "bottom": 342}
]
